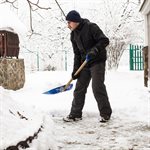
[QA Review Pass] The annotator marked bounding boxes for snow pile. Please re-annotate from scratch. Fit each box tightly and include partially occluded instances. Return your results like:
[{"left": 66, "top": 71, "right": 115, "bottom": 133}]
[
  {"left": 0, "top": 86, "right": 57, "bottom": 150},
  {"left": 0, "top": 70, "right": 149, "bottom": 150}
]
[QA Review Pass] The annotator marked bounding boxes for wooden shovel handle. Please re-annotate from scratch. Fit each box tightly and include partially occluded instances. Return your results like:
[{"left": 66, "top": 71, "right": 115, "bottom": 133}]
[{"left": 64, "top": 60, "right": 87, "bottom": 90}]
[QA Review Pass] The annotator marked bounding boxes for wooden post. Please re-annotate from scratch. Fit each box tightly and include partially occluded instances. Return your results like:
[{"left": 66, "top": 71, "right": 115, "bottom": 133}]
[{"left": 142, "top": 46, "right": 148, "bottom": 87}]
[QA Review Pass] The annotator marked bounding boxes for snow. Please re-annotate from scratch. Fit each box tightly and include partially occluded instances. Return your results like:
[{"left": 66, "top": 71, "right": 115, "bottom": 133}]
[
  {"left": 0, "top": 1, "right": 149, "bottom": 149},
  {"left": 0, "top": 5, "right": 27, "bottom": 35},
  {"left": 0, "top": 70, "right": 150, "bottom": 150}
]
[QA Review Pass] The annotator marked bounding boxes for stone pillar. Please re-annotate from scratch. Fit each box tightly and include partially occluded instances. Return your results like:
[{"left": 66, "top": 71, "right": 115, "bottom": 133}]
[{"left": 0, "top": 58, "right": 25, "bottom": 90}]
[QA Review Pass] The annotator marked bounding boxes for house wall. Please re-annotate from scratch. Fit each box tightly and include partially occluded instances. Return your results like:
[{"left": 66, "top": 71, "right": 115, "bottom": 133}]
[{"left": 140, "top": 0, "right": 150, "bottom": 87}]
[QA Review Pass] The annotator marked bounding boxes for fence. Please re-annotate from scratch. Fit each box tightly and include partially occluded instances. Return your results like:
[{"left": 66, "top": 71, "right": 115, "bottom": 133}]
[{"left": 129, "top": 44, "right": 144, "bottom": 70}]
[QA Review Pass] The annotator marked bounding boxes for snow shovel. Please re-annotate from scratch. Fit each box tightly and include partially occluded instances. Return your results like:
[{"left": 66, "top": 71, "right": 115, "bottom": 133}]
[{"left": 43, "top": 59, "right": 88, "bottom": 94}]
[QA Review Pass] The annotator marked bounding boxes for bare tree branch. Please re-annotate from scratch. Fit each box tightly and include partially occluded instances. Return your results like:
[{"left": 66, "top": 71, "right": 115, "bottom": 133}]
[
  {"left": 2, "top": 0, "right": 51, "bottom": 34},
  {"left": 1, "top": 0, "right": 18, "bottom": 8},
  {"left": 27, "top": 0, "right": 51, "bottom": 10},
  {"left": 54, "top": 0, "right": 66, "bottom": 17},
  {"left": 27, "top": 0, "right": 34, "bottom": 33},
  {"left": 26, "top": 0, "right": 51, "bottom": 34}
]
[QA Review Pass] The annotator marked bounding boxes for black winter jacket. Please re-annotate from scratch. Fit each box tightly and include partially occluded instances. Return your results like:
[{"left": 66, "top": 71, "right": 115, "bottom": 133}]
[{"left": 71, "top": 19, "right": 109, "bottom": 71}]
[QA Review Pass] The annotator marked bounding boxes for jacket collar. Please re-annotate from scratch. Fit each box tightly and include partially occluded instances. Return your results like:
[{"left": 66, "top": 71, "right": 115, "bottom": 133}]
[{"left": 75, "top": 19, "right": 84, "bottom": 31}]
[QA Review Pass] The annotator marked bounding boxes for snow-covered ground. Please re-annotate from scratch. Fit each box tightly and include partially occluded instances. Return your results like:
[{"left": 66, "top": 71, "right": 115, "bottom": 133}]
[
  {"left": 0, "top": 1, "right": 149, "bottom": 149},
  {"left": 0, "top": 69, "right": 150, "bottom": 150}
]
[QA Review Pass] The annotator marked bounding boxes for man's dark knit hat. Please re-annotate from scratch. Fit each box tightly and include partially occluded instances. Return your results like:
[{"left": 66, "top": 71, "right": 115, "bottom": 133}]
[{"left": 66, "top": 10, "right": 81, "bottom": 23}]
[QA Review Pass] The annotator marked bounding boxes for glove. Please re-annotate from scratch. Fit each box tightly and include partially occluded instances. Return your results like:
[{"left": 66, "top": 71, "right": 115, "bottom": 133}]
[
  {"left": 87, "top": 47, "right": 99, "bottom": 60},
  {"left": 71, "top": 70, "right": 80, "bottom": 80}
]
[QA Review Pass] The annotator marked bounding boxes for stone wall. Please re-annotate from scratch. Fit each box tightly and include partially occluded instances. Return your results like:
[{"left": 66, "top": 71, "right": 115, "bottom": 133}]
[{"left": 0, "top": 59, "right": 25, "bottom": 90}]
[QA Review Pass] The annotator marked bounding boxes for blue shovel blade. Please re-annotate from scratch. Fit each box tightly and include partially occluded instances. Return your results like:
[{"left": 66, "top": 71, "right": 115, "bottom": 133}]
[{"left": 43, "top": 84, "right": 73, "bottom": 94}]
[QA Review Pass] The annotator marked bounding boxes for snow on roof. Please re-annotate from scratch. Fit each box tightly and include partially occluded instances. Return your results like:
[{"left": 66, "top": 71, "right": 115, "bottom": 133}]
[{"left": 0, "top": 5, "right": 27, "bottom": 35}]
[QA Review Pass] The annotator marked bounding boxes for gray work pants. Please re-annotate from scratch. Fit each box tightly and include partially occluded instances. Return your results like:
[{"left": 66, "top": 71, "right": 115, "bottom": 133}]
[{"left": 70, "top": 62, "right": 112, "bottom": 118}]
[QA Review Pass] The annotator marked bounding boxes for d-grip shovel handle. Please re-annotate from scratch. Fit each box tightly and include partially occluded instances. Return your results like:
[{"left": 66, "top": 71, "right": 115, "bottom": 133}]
[{"left": 64, "top": 59, "right": 88, "bottom": 90}]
